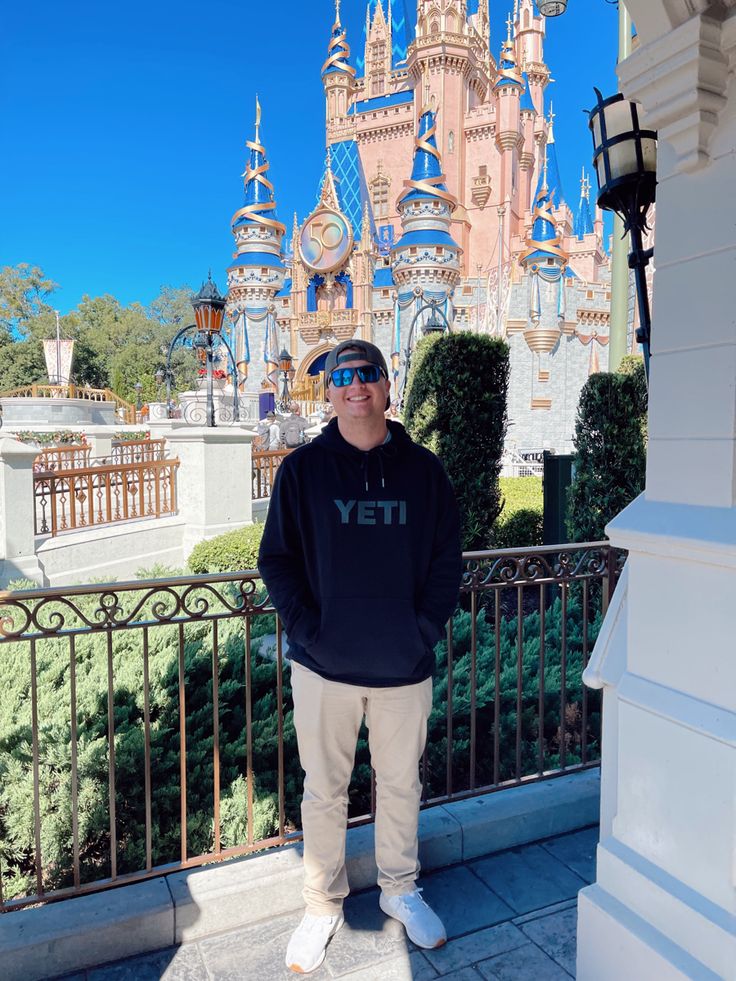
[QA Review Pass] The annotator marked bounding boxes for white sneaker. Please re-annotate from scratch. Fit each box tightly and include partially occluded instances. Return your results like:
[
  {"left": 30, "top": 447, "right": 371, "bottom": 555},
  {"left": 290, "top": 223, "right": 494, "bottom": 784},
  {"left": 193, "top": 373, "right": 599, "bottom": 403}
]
[
  {"left": 379, "top": 888, "right": 447, "bottom": 949},
  {"left": 285, "top": 911, "right": 344, "bottom": 973}
]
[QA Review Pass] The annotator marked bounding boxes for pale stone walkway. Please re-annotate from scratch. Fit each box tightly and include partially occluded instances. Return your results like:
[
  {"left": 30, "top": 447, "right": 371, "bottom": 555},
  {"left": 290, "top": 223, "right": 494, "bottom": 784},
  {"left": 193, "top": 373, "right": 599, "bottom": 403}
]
[{"left": 55, "top": 827, "right": 597, "bottom": 981}]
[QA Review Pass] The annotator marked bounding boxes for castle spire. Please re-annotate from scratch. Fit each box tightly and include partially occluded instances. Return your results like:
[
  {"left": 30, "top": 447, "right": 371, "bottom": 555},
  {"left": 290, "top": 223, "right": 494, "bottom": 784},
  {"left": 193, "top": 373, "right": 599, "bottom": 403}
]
[
  {"left": 398, "top": 106, "right": 457, "bottom": 210},
  {"left": 520, "top": 135, "right": 568, "bottom": 271},
  {"left": 574, "top": 167, "right": 595, "bottom": 240},
  {"left": 233, "top": 102, "right": 286, "bottom": 236},
  {"left": 495, "top": 10, "right": 524, "bottom": 89},
  {"left": 322, "top": 0, "right": 356, "bottom": 78}
]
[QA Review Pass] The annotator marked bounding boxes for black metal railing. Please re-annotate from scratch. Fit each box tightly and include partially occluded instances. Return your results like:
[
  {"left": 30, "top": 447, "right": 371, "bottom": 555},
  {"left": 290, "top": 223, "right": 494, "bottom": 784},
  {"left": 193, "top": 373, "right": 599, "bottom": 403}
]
[{"left": 0, "top": 542, "right": 624, "bottom": 911}]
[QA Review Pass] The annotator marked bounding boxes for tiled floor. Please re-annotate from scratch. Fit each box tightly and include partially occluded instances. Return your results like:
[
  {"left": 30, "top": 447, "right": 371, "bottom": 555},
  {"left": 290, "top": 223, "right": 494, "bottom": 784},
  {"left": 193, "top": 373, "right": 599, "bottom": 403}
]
[{"left": 59, "top": 826, "right": 599, "bottom": 981}]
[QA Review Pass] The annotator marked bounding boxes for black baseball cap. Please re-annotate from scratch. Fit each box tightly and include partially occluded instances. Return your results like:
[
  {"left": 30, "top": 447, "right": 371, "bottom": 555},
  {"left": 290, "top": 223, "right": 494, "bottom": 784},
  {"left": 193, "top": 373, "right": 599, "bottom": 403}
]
[
  {"left": 325, "top": 340, "right": 391, "bottom": 411},
  {"left": 325, "top": 340, "right": 389, "bottom": 379}
]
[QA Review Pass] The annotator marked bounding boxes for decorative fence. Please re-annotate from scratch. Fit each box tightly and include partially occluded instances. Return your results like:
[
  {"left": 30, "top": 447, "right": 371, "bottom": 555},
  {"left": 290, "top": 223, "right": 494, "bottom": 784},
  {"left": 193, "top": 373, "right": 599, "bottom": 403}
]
[
  {"left": 109, "top": 438, "right": 166, "bottom": 465},
  {"left": 33, "top": 444, "right": 92, "bottom": 472},
  {"left": 252, "top": 448, "right": 291, "bottom": 499},
  {"left": 33, "top": 458, "right": 179, "bottom": 536},
  {"left": 0, "top": 542, "right": 625, "bottom": 911},
  {"left": 0, "top": 384, "right": 136, "bottom": 424}
]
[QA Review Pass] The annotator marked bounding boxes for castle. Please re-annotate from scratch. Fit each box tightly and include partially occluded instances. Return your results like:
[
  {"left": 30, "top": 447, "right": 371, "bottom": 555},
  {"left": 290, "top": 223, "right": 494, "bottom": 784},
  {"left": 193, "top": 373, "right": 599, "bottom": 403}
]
[{"left": 225, "top": 0, "right": 613, "bottom": 454}]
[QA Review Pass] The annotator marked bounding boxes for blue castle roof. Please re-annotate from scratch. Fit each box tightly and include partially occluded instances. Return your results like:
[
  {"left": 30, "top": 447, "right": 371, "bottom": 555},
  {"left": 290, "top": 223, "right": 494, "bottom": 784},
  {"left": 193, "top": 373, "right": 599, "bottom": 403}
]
[
  {"left": 348, "top": 89, "right": 414, "bottom": 115},
  {"left": 322, "top": 139, "right": 375, "bottom": 240},
  {"left": 227, "top": 251, "right": 285, "bottom": 271},
  {"left": 392, "top": 228, "right": 458, "bottom": 250},
  {"left": 574, "top": 170, "right": 595, "bottom": 239},
  {"left": 520, "top": 71, "right": 535, "bottom": 112},
  {"left": 400, "top": 109, "right": 450, "bottom": 206}
]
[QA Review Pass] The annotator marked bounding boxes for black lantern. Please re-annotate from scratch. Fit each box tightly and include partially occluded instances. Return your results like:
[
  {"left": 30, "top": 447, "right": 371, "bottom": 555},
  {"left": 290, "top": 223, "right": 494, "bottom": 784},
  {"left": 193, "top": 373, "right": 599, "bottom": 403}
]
[
  {"left": 192, "top": 273, "right": 227, "bottom": 335},
  {"left": 159, "top": 272, "right": 240, "bottom": 426},
  {"left": 536, "top": 0, "right": 567, "bottom": 16},
  {"left": 423, "top": 311, "right": 445, "bottom": 335},
  {"left": 277, "top": 348, "right": 296, "bottom": 411},
  {"left": 589, "top": 88, "right": 657, "bottom": 379}
]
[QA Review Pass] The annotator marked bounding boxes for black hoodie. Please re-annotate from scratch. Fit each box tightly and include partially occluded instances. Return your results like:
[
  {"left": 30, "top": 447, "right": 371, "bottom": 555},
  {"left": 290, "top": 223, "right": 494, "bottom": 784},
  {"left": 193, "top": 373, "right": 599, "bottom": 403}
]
[{"left": 258, "top": 418, "right": 462, "bottom": 687}]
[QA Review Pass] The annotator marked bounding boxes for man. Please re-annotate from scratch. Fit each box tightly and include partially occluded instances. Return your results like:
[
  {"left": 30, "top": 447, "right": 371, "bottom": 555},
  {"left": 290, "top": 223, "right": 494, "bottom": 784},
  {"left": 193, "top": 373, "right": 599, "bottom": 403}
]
[
  {"left": 254, "top": 410, "right": 280, "bottom": 451},
  {"left": 258, "top": 340, "right": 462, "bottom": 974},
  {"left": 279, "top": 402, "right": 309, "bottom": 449}
]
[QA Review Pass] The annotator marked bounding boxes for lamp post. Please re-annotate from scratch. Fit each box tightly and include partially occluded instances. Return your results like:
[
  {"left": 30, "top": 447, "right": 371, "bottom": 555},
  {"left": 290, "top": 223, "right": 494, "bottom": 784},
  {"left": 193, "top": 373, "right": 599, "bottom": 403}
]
[
  {"left": 134, "top": 381, "right": 143, "bottom": 420},
  {"left": 158, "top": 274, "right": 240, "bottom": 427},
  {"left": 588, "top": 88, "right": 657, "bottom": 378},
  {"left": 277, "top": 349, "right": 296, "bottom": 413},
  {"left": 155, "top": 366, "right": 175, "bottom": 418},
  {"left": 401, "top": 298, "right": 452, "bottom": 406}
]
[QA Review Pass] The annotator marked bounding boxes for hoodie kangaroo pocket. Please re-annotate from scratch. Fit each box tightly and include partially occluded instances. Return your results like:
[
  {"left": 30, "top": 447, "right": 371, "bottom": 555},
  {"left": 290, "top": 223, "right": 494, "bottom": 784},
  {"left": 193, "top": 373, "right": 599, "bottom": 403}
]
[{"left": 312, "top": 596, "right": 428, "bottom": 681}]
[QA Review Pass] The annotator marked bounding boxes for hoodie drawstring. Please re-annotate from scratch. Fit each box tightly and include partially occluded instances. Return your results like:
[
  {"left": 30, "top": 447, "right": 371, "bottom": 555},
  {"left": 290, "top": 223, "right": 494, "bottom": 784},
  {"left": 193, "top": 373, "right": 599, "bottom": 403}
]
[{"left": 361, "top": 452, "right": 386, "bottom": 491}]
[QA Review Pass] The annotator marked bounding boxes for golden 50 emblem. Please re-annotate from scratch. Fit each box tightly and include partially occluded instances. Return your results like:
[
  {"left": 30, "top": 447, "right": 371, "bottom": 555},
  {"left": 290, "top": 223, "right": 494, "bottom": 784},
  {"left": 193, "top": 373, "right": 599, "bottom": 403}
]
[{"left": 299, "top": 207, "right": 353, "bottom": 273}]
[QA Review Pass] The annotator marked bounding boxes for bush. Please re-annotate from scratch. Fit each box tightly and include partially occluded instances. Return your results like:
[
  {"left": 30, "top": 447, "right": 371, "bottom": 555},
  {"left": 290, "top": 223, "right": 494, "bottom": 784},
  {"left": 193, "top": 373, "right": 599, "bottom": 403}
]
[
  {"left": 499, "top": 476, "right": 542, "bottom": 514},
  {"left": 492, "top": 477, "right": 543, "bottom": 549},
  {"left": 188, "top": 524, "right": 265, "bottom": 573},
  {"left": 404, "top": 332, "right": 510, "bottom": 550},
  {"left": 493, "top": 508, "right": 543, "bottom": 549},
  {"left": 567, "top": 370, "right": 647, "bottom": 542}
]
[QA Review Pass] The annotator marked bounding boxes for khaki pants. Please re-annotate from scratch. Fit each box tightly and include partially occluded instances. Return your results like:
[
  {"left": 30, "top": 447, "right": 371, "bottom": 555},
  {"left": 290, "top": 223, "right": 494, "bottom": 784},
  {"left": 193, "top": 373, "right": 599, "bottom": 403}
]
[{"left": 290, "top": 661, "right": 433, "bottom": 916}]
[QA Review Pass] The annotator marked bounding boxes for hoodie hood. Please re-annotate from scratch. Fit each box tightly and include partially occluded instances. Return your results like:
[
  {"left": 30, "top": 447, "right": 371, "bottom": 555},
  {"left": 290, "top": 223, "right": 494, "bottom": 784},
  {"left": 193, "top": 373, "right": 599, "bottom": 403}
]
[{"left": 312, "top": 418, "right": 412, "bottom": 491}]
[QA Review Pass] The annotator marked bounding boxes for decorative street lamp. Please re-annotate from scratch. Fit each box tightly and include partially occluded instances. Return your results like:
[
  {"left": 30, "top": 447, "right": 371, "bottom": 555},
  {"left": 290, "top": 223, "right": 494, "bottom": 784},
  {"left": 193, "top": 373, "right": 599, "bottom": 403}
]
[
  {"left": 192, "top": 275, "right": 227, "bottom": 428},
  {"left": 536, "top": 0, "right": 567, "bottom": 16},
  {"left": 158, "top": 274, "right": 241, "bottom": 426},
  {"left": 134, "top": 381, "right": 143, "bottom": 418},
  {"left": 588, "top": 88, "right": 657, "bottom": 378},
  {"left": 277, "top": 348, "right": 296, "bottom": 412},
  {"left": 401, "top": 298, "right": 453, "bottom": 406}
]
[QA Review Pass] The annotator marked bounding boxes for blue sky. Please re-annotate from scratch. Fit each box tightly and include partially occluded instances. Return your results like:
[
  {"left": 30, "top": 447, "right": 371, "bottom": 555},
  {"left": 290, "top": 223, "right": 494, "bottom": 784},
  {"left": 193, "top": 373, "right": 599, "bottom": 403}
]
[{"left": 1, "top": 1, "right": 618, "bottom": 315}]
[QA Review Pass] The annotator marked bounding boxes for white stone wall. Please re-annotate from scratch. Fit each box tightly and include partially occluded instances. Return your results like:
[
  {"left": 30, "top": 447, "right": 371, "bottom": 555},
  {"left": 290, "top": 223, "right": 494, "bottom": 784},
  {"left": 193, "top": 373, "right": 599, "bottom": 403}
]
[{"left": 577, "top": 4, "right": 736, "bottom": 979}]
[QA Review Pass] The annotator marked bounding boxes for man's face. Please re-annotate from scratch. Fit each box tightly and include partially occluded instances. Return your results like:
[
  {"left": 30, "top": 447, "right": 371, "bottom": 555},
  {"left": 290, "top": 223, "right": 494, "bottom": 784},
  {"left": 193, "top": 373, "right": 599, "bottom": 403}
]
[{"left": 327, "top": 357, "right": 391, "bottom": 423}]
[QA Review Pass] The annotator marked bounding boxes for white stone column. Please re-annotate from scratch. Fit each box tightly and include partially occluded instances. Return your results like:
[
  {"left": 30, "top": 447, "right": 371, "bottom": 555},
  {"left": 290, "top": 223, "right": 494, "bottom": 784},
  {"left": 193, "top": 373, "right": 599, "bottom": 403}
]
[
  {"left": 577, "top": 5, "right": 736, "bottom": 980},
  {"left": 162, "top": 424, "right": 256, "bottom": 561},
  {"left": 0, "top": 437, "right": 44, "bottom": 586}
]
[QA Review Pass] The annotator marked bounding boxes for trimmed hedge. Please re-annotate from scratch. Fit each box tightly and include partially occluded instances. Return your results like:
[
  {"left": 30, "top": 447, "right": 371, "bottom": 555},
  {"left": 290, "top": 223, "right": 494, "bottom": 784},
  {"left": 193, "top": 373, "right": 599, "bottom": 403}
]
[
  {"left": 567, "top": 370, "right": 647, "bottom": 542},
  {"left": 404, "top": 332, "right": 510, "bottom": 550},
  {"left": 188, "top": 524, "right": 265, "bottom": 574},
  {"left": 493, "top": 477, "right": 543, "bottom": 549}
]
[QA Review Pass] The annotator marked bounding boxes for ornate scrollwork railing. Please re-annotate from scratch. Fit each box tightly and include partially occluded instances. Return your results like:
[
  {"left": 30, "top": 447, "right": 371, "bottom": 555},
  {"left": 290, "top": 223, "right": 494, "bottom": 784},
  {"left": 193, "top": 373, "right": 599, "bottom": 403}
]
[{"left": 0, "top": 541, "right": 624, "bottom": 912}]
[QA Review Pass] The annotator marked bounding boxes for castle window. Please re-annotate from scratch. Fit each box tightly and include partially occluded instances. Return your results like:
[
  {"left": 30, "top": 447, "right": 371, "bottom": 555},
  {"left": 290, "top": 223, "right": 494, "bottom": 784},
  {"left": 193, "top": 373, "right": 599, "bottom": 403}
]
[
  {"left": 448, "top": 130, "right": 455, "bottom": 153},
  {"left": 372, "top": 42, "right": 385, "bottom": 61},
  {"left": 371, "top": 171, "right": 391, "bottom": 219},
  {"left": 479, "top": 164, "right": 487, "bottom": 177}
]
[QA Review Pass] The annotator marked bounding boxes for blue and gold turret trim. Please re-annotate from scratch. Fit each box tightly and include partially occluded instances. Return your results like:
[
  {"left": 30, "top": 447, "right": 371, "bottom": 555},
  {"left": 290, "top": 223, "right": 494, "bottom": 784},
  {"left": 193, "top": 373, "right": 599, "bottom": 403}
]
[
  {"left": 322, "top": 0, "right": 356, "bottom": 78},
  {"left": 520, "top": 146, "right": 568, "bottom": 271},
  {"left": 231, "top": 98, "right": 286, "bottom": 237},
  {"left": 495, "top": 13, "right": 524, "bottom": 89},
  {"left": 398, "top": 107, "right": 457, "bottom": 210}
]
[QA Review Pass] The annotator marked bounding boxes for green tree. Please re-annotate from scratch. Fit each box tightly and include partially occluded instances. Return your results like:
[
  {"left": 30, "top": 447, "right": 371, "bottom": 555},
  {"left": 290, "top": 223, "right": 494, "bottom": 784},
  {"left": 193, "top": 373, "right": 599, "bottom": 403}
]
[
  {"left": 0, "top": 338, "right": 47, "bottom": 390},
  {"left": 567, "top": 370, "right": 647, "bottom": 542},
  {"left": 0, "top": 264, "right": 58, "bottom": 341},
  {"left": 403, "top": 331, "right": 510, "bottom": 549}
]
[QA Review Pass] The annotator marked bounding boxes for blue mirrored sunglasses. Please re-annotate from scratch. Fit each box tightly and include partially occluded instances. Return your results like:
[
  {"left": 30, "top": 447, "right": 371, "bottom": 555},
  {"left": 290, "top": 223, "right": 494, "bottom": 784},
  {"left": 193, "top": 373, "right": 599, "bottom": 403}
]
[{"left": 329, "top": 364, "right": 386, "bottom": 387}]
